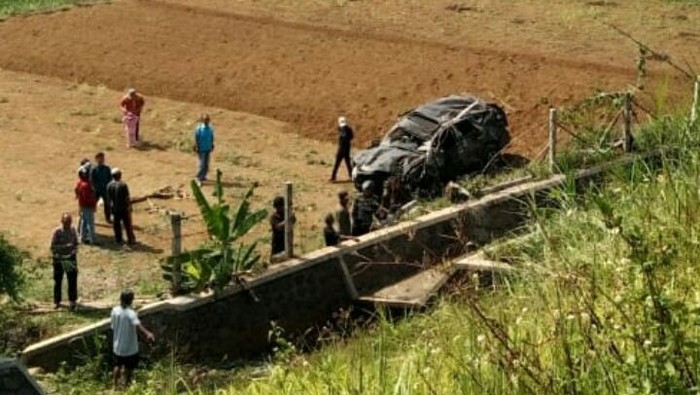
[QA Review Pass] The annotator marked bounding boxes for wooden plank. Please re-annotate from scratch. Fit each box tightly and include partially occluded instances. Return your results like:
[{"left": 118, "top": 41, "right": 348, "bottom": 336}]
[
  {"left": 453, "top": 257, "right": 515, "bottom": 273},
  {"left": 357, "top": 266, "right": 455, "bottom": 308}
]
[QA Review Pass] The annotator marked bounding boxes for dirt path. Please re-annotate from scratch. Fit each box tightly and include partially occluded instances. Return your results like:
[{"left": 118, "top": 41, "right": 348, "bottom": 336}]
[
  {"left": 0, "top": 0, "right": 677, "bottom": 155},
  {"left": 0, "top": 69, "right": 343, "bottom": 315}
]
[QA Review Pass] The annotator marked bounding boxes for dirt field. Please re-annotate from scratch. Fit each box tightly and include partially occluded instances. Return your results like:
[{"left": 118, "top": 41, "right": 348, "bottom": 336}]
[
  {"left": 0, "top": 69, "right": 343, "bottom": 313},
  {"left": 0, "top": 0, "right": 697, "bottom": 330},
  {"left": 0, "top": 0, "right": 695, "bottom": 155}
]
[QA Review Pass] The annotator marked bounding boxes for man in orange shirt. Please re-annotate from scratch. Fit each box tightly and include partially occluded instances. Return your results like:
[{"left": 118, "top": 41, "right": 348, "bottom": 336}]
[{"left": 120, "top": 88, "right": 145, "bottom": 147}]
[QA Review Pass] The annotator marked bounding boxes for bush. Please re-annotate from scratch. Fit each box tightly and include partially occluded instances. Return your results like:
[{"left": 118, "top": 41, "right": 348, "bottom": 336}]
[{"left": 0, "top": 233, "right": 26, "bottom": 302}]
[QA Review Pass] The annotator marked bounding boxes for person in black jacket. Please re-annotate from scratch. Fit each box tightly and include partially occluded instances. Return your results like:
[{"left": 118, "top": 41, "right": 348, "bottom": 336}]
[{"left": 330, "top": 116, "right": 354, "bottom": 182}]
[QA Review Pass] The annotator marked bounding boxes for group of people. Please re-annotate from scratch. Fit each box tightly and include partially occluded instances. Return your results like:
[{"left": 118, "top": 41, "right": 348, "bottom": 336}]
[{"left": 50, "top": 152, "right": 136, "bottom": 310}]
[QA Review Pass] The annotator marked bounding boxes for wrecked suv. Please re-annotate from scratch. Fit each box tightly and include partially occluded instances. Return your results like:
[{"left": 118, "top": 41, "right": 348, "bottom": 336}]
[{"left": 352, "top": 95, "right": 511, "bottom": 198}]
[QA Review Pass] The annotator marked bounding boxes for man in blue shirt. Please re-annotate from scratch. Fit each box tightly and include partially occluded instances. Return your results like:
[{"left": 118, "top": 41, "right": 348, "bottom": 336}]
[{"left": 194, "top": 113, "right": 215, "bottom": 185}]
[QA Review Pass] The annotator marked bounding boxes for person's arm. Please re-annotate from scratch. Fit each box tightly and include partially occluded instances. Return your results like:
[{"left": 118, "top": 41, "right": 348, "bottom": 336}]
[
  {"left": 211, "top": 128, "right": 215, "bottom": 151},
  {"left": 138, "top": 324, "right": 155, "bottom": 342},
  {"left": 50, "top": 229, "right": 59, "bottom": 255},
  {"left": 193, "top": 127, "right": 200, "bottom": 152},
  {"left": 120, "top": 97, "right": 128, "bottom": 114},
  {"left": 272, "top": 216, "right": 286, "bottom": 231},
  {"left": 69, "top": 228, "right": 79, "bottom": 253},
  {"left": 124, "top": 185, "right": 132, "bottom": 211},
  {"left": 339, "top": 234, "right": 359, "bottom": 242}
]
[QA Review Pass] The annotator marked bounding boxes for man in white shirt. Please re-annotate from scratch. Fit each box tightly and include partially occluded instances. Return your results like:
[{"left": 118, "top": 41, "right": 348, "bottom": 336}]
[{"left": 111, "top": 289, "right": 155, "bottom": 389}]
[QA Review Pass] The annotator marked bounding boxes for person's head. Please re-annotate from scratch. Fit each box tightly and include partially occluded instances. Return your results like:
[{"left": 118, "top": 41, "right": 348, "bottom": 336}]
[
  {"left": 95, "top": 152, "right": 105, "bottom": 165},
  {"left": 80, "top": 158, "right": 90, "bottom": 167},
  {"left": 112, "top": 168, "right": 122, "bottom": 181},
  {"left": 338, "top": 190, "right": 349, "bottom": 207},
  {"left": 120, "top": 289, "right": 135, "bottom": 307},
  {"left": 127, "top": 88, "right": 136, "bottom": 98},
  {"left": 324, "top": 213, "right": 335, "bottom": 227},
  {"left": 362, "top": 180, "right": 374, "bottom": 197},
  {"left": 78, "top": 168, "right": 89, "bottom": 181},
  {"left": 200, "top": 113, "right": 210, "bottom": 125},
  {"left": 61, "top": 212, "right": 72, "bottom": 229},
  {"left": 338, "top": 116, "right": 348, "bottom": 128},
  {"left": 273, "top": 196, "right": 285, "bottom": 214}
]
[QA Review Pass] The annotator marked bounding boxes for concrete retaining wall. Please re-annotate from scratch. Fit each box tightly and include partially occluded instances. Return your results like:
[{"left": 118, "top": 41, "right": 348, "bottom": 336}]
[{"left": 21, "top": 153, "right": 650, "bottom": 371}]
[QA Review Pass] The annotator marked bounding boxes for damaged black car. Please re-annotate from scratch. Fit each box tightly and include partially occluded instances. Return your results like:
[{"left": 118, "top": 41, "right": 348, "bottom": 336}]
[{"left": 352, "top": 95, "right": 511, "bottom": 199}]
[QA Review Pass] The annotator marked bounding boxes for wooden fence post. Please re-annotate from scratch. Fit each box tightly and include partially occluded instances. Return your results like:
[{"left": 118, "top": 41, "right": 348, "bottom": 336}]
[
  {"left": 548, "top": 108, "right": 557, "bottom": 173},
  {"left": 691, "top": 76, "right": 700, "bottom": 125},
  {"left": 170, "top": 213, "right": 182, "bottom": 293},
  {"left": 284, "top": 182, "right": 294, "bottom": 259},
  {"left": 623, "top": 92, "right": 633, "bottom": 152}
]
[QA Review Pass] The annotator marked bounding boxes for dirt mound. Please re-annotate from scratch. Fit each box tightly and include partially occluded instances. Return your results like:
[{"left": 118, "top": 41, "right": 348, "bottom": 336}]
[{"left": 0, "top": 0, "right": 648, "bottom": 155}]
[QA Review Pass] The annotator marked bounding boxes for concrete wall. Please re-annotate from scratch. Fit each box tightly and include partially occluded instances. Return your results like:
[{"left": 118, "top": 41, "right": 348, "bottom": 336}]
[{"left": 21, "top": 153, "right": 650, "bottom": 371}]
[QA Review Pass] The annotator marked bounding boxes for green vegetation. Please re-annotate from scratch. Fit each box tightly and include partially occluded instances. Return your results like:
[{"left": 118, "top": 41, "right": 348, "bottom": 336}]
[
  {"left": 161, "top": 170, "right": 267, "bottom": 296},
  {"left": 39, "top": 104, "right": 700, "bottom": 393},
  {"left": 0, "top": 232, "right": 26, "bottom": 302},
  {"left": 0, "top": 0, "right": 102, "bottom": 20}
]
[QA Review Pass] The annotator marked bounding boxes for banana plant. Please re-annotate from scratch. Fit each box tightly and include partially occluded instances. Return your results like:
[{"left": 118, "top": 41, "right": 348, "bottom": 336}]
[{"left": 162, "top": 170, "right": 268, "bottom": 296}]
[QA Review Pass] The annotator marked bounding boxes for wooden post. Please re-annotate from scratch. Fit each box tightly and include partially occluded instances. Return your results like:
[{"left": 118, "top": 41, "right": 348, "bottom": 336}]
[
  {"left": 284, "top": 182, "right": 294, "bottom": 259},
  {"left": 623, "top": 92, "right": 633, "bottom": 152},
  {"left": 548, "top": 108, "right": 557, "bottom": 173},
  {"left": 170, "top": 213, "right": 182, "bottom": 293},
  {"left": 691, "top": 76, "right": 700, "bottom": 125}
]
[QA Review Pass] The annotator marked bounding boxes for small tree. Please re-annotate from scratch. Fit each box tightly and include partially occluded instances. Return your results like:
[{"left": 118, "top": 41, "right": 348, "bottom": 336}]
[
  {"left": 162, "top": 170, "right": 267, "bottom": 296},
  {"left": 0, "top": 233, "right": 26, "bottom": 302}
]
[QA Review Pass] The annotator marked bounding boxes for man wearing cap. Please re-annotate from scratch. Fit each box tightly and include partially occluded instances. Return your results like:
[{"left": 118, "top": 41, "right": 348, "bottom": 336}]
[
  {"left": 330, "top": 116, "right": 354, "bottom": 182},
  {"left": 194, "top": 113, "right": 215, "bottom": 186},
  {"left": 120, "top": 88, "right": 145, "bottom": 147},
  {"left": 107, "top": 168, "right": 136, "bottom": 245},
  {"left": 351, "top": 180, "right": 381, "bottom": 236}
]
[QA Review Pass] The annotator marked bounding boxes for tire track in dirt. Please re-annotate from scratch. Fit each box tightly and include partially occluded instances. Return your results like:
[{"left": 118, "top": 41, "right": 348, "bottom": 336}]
[{"left": 0, "top": 0, "right": 637, "bottom": 155}]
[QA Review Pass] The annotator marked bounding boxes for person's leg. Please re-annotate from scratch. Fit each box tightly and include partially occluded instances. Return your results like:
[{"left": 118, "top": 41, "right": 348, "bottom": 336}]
[
  {"left": 67, "top": 257, "right": 78, "bottom": 308},
  {"left": 196, "top": 152, "right": 205, "bottom": 181},
  {"left": 330, "top": 147, "right": 343, "bottom": 181},
  {"left": 86, "top": 209, "right": 96, "bottom": 243},
  {"left": 99, "top": 191, "right": 112, "bottom": 223},
  {"left": 124, "top": 354, "right": 139, "bottom": 386},
  {"left": 52, "top": 260, "right": 64, "bottom": 307},
  {"left": 343, "top": 148, "right": 353, "bottom": 179},
  {"left": 124, "top": 212, "right": 136, "bottom": 244},
  {"left": 79, "top": 208, "right": 89, "bottom": 243},
  {"left": 113, "top": 213, "right": 124, "bottom": 244},
  {"left": 203, "top": 151, "right": 210, "bottom": 181},
  {"left": 113, "top": 365, "right": 121, "bottom": 389},
  {"left": 135, "top": 119, "right": 140, "bottom": 142}
]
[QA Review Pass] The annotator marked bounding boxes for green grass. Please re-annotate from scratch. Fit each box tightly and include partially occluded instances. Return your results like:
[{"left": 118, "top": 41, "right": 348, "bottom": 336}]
[
  {"left": 0, "top": 0, "right": 102, "bottom": 20},
  {"left": 36, "top": 108, "right": 700, "bottom": 394}
]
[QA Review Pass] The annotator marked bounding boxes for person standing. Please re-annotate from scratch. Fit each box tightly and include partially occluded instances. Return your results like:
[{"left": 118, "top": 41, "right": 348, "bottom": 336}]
[
  {"left": 336, "top": 190, "right": 352, "bottom": 236},
  {"left": 351, "top": 181, "right": 381, "bottom": 236},
  {"left": 50, "top": 213, "right": 79, "bottom": 310},
  {"left": 111, "top": 289, "right": 155, "bottom": 389},
  {"left": 194, "top": 113, "right": 215, "bottom": 186},
  {"left": 90, "top": 152, "right": 113, "bottom": 223},
  {"left": 270, "top": 196, "right": 295, "bottom": 256},
  {"left": 323, "top": 213, "right": 357, "bottom": 247},
  {"left": 120, "top": 88, "right": 145, "bottom": 147},
  {"left": 330, "top": 116, "right": 354, "bottom": 182},
  {"left": 75, "top": 168, "right": 97, "bottom": 244},
  {"left": 107, "top": 168, "right": 136, "bottom": 245}
]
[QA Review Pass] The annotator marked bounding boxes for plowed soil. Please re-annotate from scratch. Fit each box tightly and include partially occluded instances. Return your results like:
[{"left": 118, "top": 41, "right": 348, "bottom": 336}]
[{"left": 1, "top": 0, "right": 690, "bottom": 155}]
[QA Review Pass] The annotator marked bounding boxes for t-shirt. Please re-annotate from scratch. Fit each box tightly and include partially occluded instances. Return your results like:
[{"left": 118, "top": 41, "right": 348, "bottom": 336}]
[
  {"left": 107, "top": 180, "right": 131, "bottom": 214},
  {"left": 195, "top": 123, "right": 215, "bottom": 152},
  {"left": 324, "top": 226, "right": 340, "bottom": 247},
  {"left": 110, "top": 305, "right": 141, "bottom": 357},
  {"left": 90, "top": 164, "right": 112, "bottom": 194},
  {"left": 270, "top": 212, "right": 285, "bottom": 255},
  {"left": 120, "top": 94, "right": 145, "bottom": 115},
  {"left": 50, "top": 226, "right": 78, "bottom": 258},
  {"left": 75, "top": 179, "right": 97, "bottom": 209},
  {"left": 336, "top": 207, "right": 352, "bottom": 236}
]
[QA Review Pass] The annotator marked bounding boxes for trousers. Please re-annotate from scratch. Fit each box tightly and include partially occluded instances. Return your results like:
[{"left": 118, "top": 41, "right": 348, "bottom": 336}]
[
  {"left": 197, "top": 151, "right": 211, "bottom": 181},
  {"left": 113, "top": 211, "right": 136, "bottom": 244},
  {"left": 53, "top": 257, "right": 78, "bottom": 305},
  {"left": 331, "top": 145, "right": 352, "bottom": 180}
]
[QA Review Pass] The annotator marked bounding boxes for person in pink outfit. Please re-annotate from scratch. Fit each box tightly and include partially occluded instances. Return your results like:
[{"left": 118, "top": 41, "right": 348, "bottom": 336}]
[{"left": 120, "top": 88, "right": 145, "bottom": 148}]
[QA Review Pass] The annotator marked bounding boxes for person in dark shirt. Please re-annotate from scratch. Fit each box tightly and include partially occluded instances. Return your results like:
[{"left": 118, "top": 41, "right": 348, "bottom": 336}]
[
  {"left": 107, "top": 168, "right": 136, "bottom": 245},
  {"left": 90, "top": 152, "right": 113, "bottom": 223},
  {"left": 335, "top": 190, "right": 352, "bottom": 236},
  {"left": 50, "top": 213, "right": 79, "bottom": 310},
  {"left": 351, "top": 180, "right": 382, "bottom": 236},
  {"left": 270, "top": 196, "right": 295, "bottom": 256},
  {"left": 330, "top": 116, "right": 354, "bottom": 182},
  {"left": 323, "top": 213, "right": 356, "bottom": 247}
]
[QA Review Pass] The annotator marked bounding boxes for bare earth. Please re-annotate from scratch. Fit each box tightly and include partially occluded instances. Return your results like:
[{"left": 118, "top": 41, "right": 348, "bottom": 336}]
[{"left": 0, "top": 0, "right": 697, "bottom": 333}]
